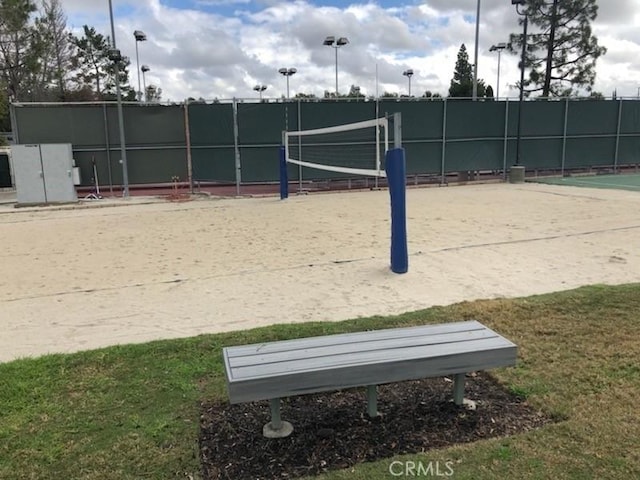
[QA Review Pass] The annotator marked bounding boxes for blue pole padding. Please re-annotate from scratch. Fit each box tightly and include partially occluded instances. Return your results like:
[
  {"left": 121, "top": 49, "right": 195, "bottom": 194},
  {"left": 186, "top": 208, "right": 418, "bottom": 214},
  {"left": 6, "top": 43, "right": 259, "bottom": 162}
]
[
  {"left": 279, "top": 146, "right": 288, "bottom": 199},
  {"left": 385, "top": 147, "right": 408, "bottom": 274}
]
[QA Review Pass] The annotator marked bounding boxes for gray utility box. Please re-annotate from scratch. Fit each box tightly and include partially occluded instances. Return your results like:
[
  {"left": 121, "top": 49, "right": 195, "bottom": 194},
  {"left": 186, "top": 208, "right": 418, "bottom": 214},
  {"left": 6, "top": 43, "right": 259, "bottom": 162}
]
[{"left": 12, "top": 144, "right": 78, "bottom": 205}]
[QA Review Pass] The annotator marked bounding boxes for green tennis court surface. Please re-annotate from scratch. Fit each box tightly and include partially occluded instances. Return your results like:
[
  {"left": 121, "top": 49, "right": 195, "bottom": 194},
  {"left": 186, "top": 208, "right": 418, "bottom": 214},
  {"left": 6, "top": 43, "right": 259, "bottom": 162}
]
[{"left": 530, "top": 173, "right": 640, "bottom": 192}]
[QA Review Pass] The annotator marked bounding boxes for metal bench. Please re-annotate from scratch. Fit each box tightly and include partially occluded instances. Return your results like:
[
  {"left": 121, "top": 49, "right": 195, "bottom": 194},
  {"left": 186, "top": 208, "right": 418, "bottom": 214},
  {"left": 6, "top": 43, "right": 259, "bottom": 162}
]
[{"left": 223, "top": 320, "right": 517, "bottom": 438}]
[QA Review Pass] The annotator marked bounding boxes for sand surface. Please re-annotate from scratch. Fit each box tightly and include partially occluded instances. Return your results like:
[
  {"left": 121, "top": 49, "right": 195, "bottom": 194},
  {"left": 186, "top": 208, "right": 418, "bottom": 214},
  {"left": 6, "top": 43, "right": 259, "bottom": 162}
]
[{"left": 2, "top": 182, "right": 639, "bottom": 362}]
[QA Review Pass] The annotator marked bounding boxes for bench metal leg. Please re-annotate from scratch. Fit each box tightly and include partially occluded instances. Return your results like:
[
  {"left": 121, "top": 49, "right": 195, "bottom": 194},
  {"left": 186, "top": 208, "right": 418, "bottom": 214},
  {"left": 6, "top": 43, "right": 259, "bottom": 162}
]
[
  {"left": 367, "top": 385, "right": 380, "bottom": 418},
  {"left": 453, "top": 373, "right": 465, "bottom": 405},
  {"left": 270, "top": 398, "right": 282, "bottom": 429},
  {"left": 263, "top": 398, "right": 293, "bottom": 438}
]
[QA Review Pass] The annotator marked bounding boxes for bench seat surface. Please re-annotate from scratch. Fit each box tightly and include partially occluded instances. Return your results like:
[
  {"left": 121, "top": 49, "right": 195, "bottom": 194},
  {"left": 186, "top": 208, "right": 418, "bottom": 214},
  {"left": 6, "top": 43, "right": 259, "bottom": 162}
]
[{"left": 224, "top": 320, "right": 517, "bottom": 403}]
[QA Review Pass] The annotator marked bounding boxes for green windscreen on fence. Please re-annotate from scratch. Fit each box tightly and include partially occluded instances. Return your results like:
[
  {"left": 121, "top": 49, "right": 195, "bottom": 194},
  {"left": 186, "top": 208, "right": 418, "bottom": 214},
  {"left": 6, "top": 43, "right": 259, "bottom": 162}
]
[
  {"left": 188, "top": 102, "right": 235, "bottom": 183},
  {"left": 11, "top": 99, "right": 640, "bottom": 188},
  {"left": 13, "top": 103, "right": 187, "bottom": 187}
]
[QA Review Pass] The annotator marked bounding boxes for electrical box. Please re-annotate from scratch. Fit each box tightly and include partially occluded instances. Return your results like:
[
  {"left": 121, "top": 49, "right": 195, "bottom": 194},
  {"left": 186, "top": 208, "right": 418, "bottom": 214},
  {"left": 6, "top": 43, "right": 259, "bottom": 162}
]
[
  {"left": 12, "top": 144, "right": 78, "bottom": 205},
  {"left": 72, "top": 166, "right": 81, "bottom": 185}
]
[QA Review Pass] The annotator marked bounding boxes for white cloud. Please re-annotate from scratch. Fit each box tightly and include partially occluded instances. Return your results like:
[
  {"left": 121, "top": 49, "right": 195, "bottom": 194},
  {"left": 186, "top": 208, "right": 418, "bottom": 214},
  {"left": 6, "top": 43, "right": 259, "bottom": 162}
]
[{"left": 56, "top": 0, "right": 640, "bottom": 101}]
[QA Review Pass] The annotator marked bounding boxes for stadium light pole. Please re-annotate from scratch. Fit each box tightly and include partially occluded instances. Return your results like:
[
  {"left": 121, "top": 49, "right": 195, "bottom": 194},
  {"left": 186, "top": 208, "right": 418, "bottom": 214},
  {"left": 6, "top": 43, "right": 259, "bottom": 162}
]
[
  {"left": 278, "top": 68, "right": 297, "bottom": 99},
  {"left": 323, "top": 36, "right": 349, "bottom": 96},
  {"left": 402, "top": 69, "right": 414, "bottom": 97},
  {"left": 133, "top": 30, "right": 146, "bottom": 102},
  {"left": 513, "top": 0, "right": 528, "bottom": 167},
  {"left": 489, "top": 43, "right": 507, "bottom": 100},
  {"left": 107, "top": 0, "right": 129, "bottom": 197},
  {"left": 141, "top": 65, "right": 150, "bottom": 102},
  {"left": 253, "top": 84, "right": 267, "bottom": 100},
  {"left": 473, "top": 0, "right": 481, "bottom": 100}
]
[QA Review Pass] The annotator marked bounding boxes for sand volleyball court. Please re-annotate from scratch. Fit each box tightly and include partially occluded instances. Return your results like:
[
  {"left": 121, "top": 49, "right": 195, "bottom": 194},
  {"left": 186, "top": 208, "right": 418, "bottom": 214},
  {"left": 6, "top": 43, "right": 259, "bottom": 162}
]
[{"left": 1, "top": 182, "right": 639, "bottom": 362}]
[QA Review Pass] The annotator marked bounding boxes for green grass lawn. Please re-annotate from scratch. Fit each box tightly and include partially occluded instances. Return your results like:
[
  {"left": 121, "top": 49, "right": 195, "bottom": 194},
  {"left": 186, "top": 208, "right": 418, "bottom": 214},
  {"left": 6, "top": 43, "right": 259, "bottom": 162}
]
[{"left": 1, "top": 284, "right": 640, "bottom": 479}]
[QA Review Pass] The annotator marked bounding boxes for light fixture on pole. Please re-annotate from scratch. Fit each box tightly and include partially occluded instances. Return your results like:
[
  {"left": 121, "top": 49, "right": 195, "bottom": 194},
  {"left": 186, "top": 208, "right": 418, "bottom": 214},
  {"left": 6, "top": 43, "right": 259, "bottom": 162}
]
[
  {"left": 278, "top": 68, "right": 297, "bottom": 99},
  {"left": 107, "top": 0, "right": 129, "bottom": 197},
  {"left": 512, "top": 0, "right": 528, "bottom": 167},
  {"left": 253, "top": 84, "right": 267, "bottom": 100},
  {"left": 402, "top": 69, "right": 414, "bottom": 97},
  {"left": 141, "top": 65, "right": 150, "bottom": 102},
  {"left": 133, "top": 30, "right": 146, "bottom": 102},
  {"left": 472, "top": 0, "right": 482, "bottom": 100},
  {"left": 489, "top": 43, "right": 507, "bottom": 100},
  {"left": 323, "top": 36, "right": 349, "bottom": 97}
]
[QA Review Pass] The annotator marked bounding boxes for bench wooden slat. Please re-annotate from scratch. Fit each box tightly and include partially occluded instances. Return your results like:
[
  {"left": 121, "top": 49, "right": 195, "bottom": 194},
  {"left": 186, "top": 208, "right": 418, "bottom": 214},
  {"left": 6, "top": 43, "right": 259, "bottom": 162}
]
[
  {"left": 227, "top": 347, "right": 515, "bottom": 404},
  {"left": 229, "top": 335, "right": 509, "bottom": 380},
  {"left": 223, "top": 321, "right": 517, "bottom": 404},
  {"left": 225, "top": 320, "right": 487, "bottom": 357},
  {"left": 227, "top": 329, "right": 499, "bottom": 368}
]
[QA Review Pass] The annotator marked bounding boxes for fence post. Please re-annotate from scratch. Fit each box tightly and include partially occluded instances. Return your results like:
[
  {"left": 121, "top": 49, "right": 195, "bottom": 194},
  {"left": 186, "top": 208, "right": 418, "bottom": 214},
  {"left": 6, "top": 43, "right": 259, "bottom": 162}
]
[
  {"left": 503, "top": 99, "right": 509, "bottom": 180},
  {"left": 440, "top": 99, "right": 447, "bottom": 185},
  {"left": 102, "top": 103, "right": 114, "bottom": 194},
  {"left": 279, "top": 131, "right": 288, "bottom": 200},
  {"left": 375, "top": 94, "right": 380, "bottom": 189},
  {"left": 614, "top": 99, "right": 622, "bottom": 173},
  {"left": 561, "top": 97, "right": 569, "bottom": 176},
  {"left": 183, "top": 99, "right": 194, "bottom": 193},
  {"left": 297, "top": 99, "right": 303, "bottom": 193},
  {"left": 232, "top": 98, "right": 241, "bottom": 196}
]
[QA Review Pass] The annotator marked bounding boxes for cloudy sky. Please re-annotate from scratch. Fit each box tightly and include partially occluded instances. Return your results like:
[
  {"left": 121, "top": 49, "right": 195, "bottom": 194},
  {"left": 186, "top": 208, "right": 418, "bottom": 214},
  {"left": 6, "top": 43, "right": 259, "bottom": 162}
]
[{"left": 58, "top": 0, "right": 640, "bottom": 102}]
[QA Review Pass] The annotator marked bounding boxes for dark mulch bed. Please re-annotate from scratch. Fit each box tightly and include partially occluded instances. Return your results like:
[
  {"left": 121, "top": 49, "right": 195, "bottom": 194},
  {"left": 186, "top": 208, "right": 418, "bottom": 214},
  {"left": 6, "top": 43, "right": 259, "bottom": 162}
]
[{"left": 199, "top": 372, "right": 552, "bottom": 480}]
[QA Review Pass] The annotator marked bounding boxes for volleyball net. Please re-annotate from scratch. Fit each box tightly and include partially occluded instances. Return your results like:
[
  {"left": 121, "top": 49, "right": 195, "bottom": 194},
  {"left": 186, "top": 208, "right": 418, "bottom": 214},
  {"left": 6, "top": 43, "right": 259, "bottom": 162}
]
[{"left": 279, "top": 113, "right": 408, "bottom": 274}]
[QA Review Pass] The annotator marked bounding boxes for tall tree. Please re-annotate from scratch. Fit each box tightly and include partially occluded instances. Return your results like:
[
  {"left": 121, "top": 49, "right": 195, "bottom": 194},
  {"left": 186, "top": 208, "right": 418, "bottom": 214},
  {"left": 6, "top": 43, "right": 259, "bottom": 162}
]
[
  {"left": 70, "top": 26, "right": 109, "bottom": 99},
  {"left": 347, "top": 84, "right": 364, "bottom": 99},
  {"left": 145, "top": 84, "right": 162, "bottom": 102},
  {"left": 322, "top": 85, "right": 365, "bottom": 99},
  {"left": 422, "top": 91, "right": 442, "bottom": 100},
  {"left": 485, "top": 85, "right": 494, "bottom": 100},
  {"left": 509, "top": 0, "right": 606, "bottom": 97},
  {"left": 0, "top": 0, "right": 43, "bottom": 101},
  {"left": 448, "top": 44, "right": 487, "bottom": 98},
  {"left": 0, "top": 88, "right": 9, "bottom": 132},
  {"left": 36, "top": 0, "right": 73, "bottom": 100},
  {"left": 70, "top": 25, "right": 135, "bottom": 101},
  {"left": 104, "top": 55, "right": 136, "bottom": 101}
]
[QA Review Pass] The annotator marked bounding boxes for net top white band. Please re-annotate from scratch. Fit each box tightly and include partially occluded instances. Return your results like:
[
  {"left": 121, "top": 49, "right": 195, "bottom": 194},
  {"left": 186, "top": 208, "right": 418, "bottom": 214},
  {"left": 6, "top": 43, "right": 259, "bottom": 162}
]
[{"left": 285, "top": 117, "right": 388, "bottom": 139}]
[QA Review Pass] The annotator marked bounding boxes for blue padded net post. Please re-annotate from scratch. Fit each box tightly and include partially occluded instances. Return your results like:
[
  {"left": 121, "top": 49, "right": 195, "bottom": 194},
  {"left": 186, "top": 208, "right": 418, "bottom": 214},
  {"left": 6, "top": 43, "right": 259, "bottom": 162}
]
[
  {"left": 385, "top": 147, "right": 408, "bottom": 274},
  {"left": 279, "top": 145, "right": 288, "bottom": 200}
]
